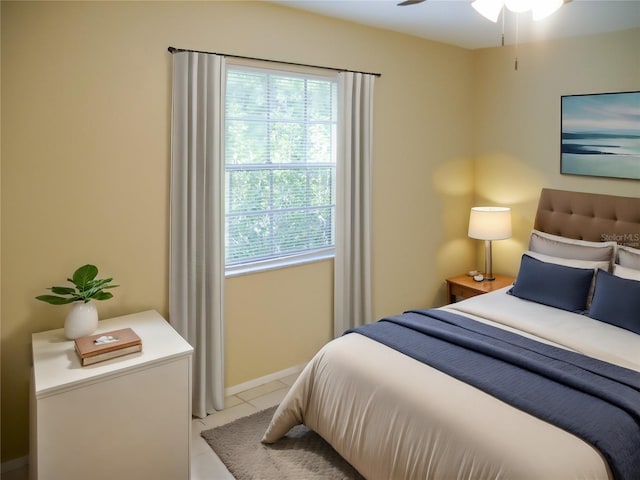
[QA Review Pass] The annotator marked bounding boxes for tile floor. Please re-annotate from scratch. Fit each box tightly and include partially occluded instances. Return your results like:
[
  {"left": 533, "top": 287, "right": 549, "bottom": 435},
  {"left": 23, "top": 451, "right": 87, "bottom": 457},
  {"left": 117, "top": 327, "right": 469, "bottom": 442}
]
[{"left": 3, "top": 374, "right": 297, "bottom": 480}]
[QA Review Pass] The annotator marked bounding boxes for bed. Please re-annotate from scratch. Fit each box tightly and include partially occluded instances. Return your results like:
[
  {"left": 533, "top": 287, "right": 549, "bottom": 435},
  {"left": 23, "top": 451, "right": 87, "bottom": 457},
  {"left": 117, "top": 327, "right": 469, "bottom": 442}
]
[{"left": 262, "top": 188, "right": 640, "bottom": 480}]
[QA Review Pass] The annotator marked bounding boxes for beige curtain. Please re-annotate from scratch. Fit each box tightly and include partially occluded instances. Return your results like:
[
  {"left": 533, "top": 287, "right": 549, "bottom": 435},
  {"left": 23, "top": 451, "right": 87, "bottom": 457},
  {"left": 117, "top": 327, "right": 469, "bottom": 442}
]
[
  {"left": 169, "top": 51, "right": 225, "bottom": 418},
  {"left": 334, "top": 72, "right": 375, "bottom": 336}
]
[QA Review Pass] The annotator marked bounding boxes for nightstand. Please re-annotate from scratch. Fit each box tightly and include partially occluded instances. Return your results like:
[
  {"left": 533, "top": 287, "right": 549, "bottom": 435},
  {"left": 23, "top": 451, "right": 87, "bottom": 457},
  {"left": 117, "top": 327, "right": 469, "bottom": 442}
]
[
  {"left": 30, "top": 310, "right": 193, "bottom": 480},
  {"left": 446, "top": 274, "right": 515, "bottom": 303}
]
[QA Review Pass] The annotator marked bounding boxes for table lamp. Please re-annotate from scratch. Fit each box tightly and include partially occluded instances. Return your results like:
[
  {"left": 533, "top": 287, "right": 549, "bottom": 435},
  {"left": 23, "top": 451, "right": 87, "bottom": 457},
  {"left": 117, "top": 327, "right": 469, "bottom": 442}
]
[{"left": 468, "top": 206, "right": 512, "bottom": 281}]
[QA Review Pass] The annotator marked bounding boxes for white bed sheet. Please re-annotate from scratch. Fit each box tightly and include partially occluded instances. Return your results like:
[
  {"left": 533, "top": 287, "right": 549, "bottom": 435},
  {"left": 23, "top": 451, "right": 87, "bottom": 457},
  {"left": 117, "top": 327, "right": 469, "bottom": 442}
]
[
  {"left": 445, "top": 287, "right": 640, "bottom": 371},
  {"left": 263, "top": 289, "right": 640, "bottom": 479}
]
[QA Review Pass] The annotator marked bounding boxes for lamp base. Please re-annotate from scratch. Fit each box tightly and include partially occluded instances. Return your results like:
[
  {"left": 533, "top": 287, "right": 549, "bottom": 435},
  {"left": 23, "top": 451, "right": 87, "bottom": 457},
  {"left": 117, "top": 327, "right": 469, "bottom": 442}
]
[{"left": 484, "top": 240, "right": 495, "bottom": 282}]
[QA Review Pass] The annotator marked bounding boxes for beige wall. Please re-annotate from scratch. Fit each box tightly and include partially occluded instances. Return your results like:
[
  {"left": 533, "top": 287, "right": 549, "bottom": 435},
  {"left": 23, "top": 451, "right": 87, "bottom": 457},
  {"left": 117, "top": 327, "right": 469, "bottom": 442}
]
[
  {"left": 472, "top": 28, "right": 640, "bottom": 276},
  {"left": 3, "top": 0, "right": 636, "bottom": 465},
  {"left": 1, "top": 1, "right": 474, "bottom": 461}
]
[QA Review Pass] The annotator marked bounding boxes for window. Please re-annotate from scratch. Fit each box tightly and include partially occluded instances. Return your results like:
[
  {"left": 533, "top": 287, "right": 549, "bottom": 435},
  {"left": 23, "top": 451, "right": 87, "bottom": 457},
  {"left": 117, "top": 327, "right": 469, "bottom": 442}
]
[{"left": 224, "top": 66, "right": 338, "bottom": 274}]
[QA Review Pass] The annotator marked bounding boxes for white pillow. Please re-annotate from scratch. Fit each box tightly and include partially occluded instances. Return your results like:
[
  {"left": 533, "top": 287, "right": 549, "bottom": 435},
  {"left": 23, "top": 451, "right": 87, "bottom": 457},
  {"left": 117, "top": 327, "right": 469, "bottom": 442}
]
[
  {"left": 613, "top": 263, "right": 640, "bottom": 281},
  {"left": 523, "top": 250, "right": 607, "bottom": 307},
  {"left": 617, "top": 245, "right": 640, "bottom": 270},
  {"left": 524, "top": 250, "right": 610, "bottom": 271},
  {"left": 528, "top": 230, "right": 616, "bottom": 263}
]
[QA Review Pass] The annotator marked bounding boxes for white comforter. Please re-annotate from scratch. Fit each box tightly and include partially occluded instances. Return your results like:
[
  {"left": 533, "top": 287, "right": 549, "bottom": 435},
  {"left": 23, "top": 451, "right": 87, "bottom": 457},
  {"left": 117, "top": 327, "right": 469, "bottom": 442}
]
[{"left": 262, "top": 288, "right": 640, "bottom": 479}]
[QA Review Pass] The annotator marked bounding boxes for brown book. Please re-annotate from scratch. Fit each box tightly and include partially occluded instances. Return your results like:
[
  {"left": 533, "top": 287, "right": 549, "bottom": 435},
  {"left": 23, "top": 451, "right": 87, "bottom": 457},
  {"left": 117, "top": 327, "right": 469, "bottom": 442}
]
[
  {"left": 74, "top": 328, "right": 142, "bottom": 366},
  {"left": 77, "top": 344, "right": 142, "bottom": 366}
]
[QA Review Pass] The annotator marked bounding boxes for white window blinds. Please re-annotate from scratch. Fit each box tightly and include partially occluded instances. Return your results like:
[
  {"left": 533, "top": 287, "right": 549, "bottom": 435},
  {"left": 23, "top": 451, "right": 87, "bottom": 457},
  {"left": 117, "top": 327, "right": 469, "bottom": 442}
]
[{"left": 225, "top": 66, "right": 338, "bottom": 270}]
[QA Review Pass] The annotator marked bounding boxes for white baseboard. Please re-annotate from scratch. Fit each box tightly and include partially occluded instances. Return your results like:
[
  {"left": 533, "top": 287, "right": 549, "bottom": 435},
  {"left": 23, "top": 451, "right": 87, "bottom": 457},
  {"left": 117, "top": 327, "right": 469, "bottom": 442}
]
[
  {"left": 225, "top": 363, "right": 305, "bottom": 397},
  {"left": 1, "top": 455, "right": 28, "bottom": 474}
]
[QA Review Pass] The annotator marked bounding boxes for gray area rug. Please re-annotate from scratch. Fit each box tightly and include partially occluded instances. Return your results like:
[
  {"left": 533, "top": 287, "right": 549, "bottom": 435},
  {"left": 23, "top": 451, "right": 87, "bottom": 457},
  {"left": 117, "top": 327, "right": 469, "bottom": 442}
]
[{"left": 201, "top": 406, "right": 365, "bottom": 480}]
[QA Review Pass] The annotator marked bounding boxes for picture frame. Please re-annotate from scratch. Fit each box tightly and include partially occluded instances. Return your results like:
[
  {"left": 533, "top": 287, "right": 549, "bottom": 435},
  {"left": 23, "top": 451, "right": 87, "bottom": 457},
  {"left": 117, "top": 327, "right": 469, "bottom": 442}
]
[{"left": 561, "top": 91, "right": 640, "bottom": 180}]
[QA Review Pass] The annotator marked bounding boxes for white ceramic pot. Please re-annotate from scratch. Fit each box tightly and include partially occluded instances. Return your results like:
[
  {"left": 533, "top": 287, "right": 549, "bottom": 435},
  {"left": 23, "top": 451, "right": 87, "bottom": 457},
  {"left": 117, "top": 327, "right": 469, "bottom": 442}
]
[{"left": 65, "top": 301, "right": 99, "bottom": 339}]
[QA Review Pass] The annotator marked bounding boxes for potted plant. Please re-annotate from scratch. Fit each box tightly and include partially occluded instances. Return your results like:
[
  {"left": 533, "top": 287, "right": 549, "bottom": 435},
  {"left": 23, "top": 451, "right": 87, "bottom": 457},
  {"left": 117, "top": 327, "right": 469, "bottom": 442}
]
[{"left": 36, "top": 264, "right": 118, "bottom": 339}]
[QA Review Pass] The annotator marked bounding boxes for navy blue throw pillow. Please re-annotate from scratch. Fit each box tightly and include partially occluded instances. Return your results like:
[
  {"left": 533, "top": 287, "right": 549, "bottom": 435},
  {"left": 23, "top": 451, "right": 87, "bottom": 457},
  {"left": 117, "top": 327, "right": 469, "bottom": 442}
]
[
  {"left": 508, "top": 254, "right": 594, "bottom": 313},
  {"left": 588, "top": 269, "right": 640, "bottom": 335}
]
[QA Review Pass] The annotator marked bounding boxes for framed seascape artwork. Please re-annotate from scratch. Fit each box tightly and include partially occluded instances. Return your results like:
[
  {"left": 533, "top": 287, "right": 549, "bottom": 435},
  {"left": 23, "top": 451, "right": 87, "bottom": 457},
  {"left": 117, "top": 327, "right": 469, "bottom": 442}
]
[{"left": 561, "top": 91, "right": 640, "bottom": 180}]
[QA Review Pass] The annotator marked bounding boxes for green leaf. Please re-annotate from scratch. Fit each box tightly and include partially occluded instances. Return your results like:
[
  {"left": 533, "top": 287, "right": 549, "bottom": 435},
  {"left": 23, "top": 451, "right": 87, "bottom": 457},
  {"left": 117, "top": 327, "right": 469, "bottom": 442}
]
[
  {"left": 92, "top": 291, "right": 113, "bottom": 301},
  {"left": 72, "top": 265, "right": 98, "bottom": 288},
  {"left": 35, "top": 295, "right": 76, "bottom": 305},
  {"left": 87, "top": 278, "right": 113, "bottom": 289},
  {"left": 38, "top": 264, "right": 118, "bottom": 305},
  {"left": 50, "top": 286, "right": 76, "bottom": 295}
]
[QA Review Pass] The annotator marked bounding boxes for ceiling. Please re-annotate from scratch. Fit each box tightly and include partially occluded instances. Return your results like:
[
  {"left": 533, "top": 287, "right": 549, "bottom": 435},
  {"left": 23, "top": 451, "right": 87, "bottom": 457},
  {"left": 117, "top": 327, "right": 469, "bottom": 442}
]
[{"left": 271, "top": 0, "right": 640, "bottom": 50}]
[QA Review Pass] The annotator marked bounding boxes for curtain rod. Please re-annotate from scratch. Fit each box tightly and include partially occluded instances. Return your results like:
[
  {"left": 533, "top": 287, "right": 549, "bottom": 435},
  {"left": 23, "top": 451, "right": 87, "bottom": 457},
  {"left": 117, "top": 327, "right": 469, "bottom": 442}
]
[{"left": 167, "top": 46, "right": 381, "bottom": 77}]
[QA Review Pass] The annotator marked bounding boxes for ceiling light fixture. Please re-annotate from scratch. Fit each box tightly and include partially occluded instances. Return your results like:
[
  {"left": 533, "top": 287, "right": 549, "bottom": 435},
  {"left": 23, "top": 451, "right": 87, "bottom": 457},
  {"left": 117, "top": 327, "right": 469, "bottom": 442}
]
[
  {"left": 471, "top": 0, "right": 567, "bottom": 70},
  {"left": 472, "top": 0, "right": 564, "bottom": 22}
]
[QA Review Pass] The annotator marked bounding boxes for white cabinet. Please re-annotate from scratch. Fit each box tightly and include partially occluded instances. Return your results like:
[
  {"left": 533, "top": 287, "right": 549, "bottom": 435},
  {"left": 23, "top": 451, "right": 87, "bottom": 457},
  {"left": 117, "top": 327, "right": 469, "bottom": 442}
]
[{"left": 30, "top": 310, "right": 193, "bottom": 480}]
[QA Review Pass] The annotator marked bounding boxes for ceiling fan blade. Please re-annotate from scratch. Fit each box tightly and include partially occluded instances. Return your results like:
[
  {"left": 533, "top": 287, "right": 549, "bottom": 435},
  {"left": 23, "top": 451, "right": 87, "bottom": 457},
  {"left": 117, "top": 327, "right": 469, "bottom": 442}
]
[{"left": 397, "top": 0, "right": 426, "bottom": 6}]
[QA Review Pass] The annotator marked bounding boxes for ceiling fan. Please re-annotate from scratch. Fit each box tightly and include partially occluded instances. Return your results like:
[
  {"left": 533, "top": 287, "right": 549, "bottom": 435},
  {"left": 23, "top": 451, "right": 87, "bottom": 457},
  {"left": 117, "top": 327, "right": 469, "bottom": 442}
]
[{"left": 398, "top": 0, "right": 573, "bottom": 21}]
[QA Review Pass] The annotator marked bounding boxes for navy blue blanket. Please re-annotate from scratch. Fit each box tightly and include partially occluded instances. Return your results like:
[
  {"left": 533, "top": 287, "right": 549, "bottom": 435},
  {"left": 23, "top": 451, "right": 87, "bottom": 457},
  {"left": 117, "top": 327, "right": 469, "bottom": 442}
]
[{"left": 346, "top": 309, "right": 640, "bottom": 480}]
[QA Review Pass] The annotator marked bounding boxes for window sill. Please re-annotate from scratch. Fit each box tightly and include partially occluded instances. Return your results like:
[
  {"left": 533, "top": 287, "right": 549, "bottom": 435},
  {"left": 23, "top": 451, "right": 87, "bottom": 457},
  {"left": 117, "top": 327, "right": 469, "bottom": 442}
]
[{"left": 225, "top": 249, "right": 334, "bottom": 278}]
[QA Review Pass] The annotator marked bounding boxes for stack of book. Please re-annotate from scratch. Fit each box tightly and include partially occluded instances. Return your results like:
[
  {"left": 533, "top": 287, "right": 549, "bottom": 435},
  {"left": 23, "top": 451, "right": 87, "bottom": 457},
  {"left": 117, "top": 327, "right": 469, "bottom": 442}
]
[{"left": 74, "top": 328, "right": 142, "bottom": 366}]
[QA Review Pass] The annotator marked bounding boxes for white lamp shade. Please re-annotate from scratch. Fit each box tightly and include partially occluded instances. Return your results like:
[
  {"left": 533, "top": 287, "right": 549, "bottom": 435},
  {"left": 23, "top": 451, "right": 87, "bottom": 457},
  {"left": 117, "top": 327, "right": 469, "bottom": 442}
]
[
  {"left": 468, "top": 207, "right": 512, "bottom": 240},
  {"left": 471, "top": 0, "right": 504, "bottom": 22}
]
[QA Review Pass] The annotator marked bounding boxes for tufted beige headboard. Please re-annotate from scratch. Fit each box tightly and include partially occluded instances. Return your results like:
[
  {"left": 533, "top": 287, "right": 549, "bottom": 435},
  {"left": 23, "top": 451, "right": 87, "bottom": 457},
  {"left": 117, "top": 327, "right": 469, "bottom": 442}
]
[{"left": 534, "top": 188, "right": 640, "bottom": 249}]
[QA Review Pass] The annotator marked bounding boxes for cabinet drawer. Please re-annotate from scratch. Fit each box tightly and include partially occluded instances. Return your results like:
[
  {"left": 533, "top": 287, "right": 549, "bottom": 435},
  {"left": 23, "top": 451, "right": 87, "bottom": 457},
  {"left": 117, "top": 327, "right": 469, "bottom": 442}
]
[{"left": 449, "top": 283, "right": 482, "bottom": 299}]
